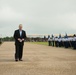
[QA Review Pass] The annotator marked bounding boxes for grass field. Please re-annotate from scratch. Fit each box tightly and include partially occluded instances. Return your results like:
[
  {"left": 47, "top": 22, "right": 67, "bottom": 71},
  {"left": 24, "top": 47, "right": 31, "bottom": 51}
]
[{"left": 30, "top": 42, "right": 48, "bottom": 46}]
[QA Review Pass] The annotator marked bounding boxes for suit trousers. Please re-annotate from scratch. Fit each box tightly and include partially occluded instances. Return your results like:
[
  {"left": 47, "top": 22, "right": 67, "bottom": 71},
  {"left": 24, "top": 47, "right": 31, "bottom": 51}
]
[{"left": 15, "top": 44, "right": 23, "bottom": 60}]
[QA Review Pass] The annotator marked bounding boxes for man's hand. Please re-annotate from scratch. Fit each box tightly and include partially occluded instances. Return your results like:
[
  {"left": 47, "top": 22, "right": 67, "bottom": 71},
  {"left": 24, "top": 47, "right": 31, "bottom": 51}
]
[
  {"left": 18, "top": 38, "right": 24, "bottom": 42},
  {"left": 18, "top": 38, "right": 22, "bottom": 42},
  {"left": 22, "top": 39, "right": 24, "bottom": 41},
  {"left": 18, "top": 38, "right": 21, "bottom": 41}
]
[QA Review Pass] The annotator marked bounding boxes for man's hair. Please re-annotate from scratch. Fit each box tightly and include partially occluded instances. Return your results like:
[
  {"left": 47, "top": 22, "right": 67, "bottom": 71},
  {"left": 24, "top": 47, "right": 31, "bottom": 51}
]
[{"left": 19, "top": 24, "right": 22, "bottom": 27}]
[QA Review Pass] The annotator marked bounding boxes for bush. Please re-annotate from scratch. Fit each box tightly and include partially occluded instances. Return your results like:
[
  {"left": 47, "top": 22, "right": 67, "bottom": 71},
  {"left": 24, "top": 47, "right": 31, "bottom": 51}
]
[{"left": 0, "top": 39, "right": 2, "bottom": 45}]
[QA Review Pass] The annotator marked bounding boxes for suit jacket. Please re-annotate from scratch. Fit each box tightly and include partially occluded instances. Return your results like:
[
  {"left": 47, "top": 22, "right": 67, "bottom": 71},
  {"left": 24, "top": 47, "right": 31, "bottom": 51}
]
[{"left": 14, "top": 29, "right": 26, "bottom": 45}]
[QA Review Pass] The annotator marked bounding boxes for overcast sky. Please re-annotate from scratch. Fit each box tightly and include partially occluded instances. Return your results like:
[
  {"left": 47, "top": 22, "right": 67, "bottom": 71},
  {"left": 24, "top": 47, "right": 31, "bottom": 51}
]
[{"left": 0, "top": 0, "right": 76, "bottom": 37}]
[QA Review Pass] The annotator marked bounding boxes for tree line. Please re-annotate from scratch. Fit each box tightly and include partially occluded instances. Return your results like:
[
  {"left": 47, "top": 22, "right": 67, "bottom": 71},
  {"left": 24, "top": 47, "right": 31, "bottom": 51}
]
[{"left": 1, "top": 36, "right": 48, "bottom": 42}]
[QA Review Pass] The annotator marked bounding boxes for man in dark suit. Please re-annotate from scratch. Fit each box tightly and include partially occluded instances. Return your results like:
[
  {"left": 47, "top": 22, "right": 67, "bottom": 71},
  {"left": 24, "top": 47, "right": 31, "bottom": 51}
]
[{"left": 14, "top": 24, "right": 26, "bottom": 61}]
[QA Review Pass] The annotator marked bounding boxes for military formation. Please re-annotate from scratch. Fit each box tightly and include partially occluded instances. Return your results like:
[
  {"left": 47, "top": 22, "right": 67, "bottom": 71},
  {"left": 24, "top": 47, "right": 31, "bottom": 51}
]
[{"left": 48, "top": 34, "right": 76, "bottom": 49}]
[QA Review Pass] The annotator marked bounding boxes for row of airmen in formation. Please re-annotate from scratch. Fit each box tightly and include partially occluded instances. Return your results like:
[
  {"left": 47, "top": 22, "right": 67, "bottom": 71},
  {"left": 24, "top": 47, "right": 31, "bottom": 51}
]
[{"left": 48, "top": 34, "right": 76, "bottom": 49}]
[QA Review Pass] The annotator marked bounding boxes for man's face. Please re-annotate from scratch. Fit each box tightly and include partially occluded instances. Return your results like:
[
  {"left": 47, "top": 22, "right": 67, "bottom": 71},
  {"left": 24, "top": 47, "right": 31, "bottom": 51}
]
[{"left": 19, "top": 25, "right": 22, "bottom": 30}]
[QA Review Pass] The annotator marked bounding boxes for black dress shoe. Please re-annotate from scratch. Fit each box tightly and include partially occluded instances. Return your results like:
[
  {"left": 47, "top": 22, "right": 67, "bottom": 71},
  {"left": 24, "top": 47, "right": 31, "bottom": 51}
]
[
  {"left": 19, "top": 59, "right": 23, "bottom": 61},
  {"left": 15, "top": 59, "right": 18, "bottom": 62}
]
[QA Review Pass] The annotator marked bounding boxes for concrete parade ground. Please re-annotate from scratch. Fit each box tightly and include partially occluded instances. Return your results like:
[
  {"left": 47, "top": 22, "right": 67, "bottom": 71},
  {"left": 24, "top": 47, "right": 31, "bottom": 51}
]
[{"left": 0, "top": 42, "right": 76, "bottom": 75}]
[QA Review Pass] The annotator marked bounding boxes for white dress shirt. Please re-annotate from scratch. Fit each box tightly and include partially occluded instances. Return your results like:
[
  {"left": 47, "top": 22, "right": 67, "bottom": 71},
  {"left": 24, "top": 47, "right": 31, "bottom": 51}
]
[{"left": 19, "top": 30, "right": 22, "bottom": 36}]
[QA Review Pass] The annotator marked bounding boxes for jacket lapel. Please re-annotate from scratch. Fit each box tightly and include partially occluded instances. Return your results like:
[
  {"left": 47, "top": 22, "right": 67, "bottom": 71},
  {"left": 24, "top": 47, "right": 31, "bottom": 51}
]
[{"left": 18, "top": 30, "right": 20, "bottom": 37}]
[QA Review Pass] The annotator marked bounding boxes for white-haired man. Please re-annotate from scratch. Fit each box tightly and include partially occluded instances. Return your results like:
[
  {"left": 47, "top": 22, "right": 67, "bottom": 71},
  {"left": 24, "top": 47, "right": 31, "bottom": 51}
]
[{"left": 14, "top": 24, "right": 26, "bottom": 61}]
